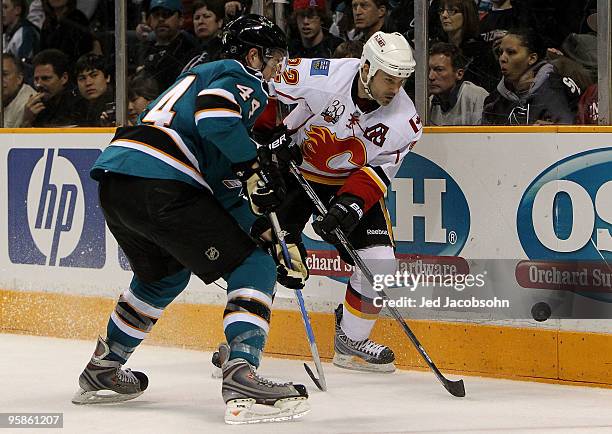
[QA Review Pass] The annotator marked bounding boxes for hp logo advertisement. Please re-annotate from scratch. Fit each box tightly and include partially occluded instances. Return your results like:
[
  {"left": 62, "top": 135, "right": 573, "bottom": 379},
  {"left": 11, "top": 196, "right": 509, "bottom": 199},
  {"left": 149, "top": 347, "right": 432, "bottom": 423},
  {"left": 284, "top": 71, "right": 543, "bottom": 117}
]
[{"left": 8, "top": 148, "right": 105, "bottom": 268}]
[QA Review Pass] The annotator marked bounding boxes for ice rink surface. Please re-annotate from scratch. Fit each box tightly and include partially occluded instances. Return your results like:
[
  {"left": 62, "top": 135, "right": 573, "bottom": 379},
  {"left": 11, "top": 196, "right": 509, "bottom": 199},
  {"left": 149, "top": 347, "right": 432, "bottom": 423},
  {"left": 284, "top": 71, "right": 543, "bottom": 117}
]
[{"left": 2, "top": 333, "right": 612, "bottom": 434}]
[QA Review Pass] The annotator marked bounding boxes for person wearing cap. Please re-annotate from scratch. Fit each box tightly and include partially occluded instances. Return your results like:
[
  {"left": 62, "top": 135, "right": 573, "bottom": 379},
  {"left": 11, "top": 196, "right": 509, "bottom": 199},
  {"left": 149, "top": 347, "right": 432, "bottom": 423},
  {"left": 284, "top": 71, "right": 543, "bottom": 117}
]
[
  {"left": 136, "top": 0, "right": 201, "bottom": 90},
  {"left": 289, "top": 0, "right": 344, "bottom": 59}
]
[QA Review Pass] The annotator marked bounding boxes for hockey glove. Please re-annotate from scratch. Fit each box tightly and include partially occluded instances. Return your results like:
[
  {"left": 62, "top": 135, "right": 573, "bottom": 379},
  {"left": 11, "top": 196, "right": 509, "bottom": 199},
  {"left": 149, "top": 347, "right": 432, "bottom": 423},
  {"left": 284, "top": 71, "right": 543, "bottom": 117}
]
[
  {"left": 233, "top": 147, "right": 286, "bottom": 216},
  {"left": 266, "top": 125, "right": 303, "bottom": 170},
  {"left": 274, "top": 238, "right": 309, "bottom": 290},
  {"left": 313, "top": 194, "right": 364, "bottom": 245}
]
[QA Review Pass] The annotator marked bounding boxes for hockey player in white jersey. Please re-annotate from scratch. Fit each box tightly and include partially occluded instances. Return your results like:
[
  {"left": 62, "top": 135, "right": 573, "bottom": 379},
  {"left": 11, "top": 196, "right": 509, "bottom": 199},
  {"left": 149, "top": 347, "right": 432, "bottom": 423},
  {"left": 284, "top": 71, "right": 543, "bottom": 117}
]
[{"left": 267, "top": 31, "right": 422, "bottom": 372}]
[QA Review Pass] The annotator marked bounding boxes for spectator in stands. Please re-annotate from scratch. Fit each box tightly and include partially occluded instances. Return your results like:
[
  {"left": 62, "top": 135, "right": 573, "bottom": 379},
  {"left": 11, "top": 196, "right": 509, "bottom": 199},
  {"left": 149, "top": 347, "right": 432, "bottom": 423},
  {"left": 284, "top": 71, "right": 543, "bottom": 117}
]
[
  {"left": 21, "top": 48, "right": 82, "bottom": 127},
  {"left": 2, "top": 0, "right": 40, "bottom": 61},
  {"left": 136, "top": 0, "right": 200, "bottom": 90},
  {"left": 224, "top": 0, "right": 251, "bottom": 22},
  {"left": 289, "top": 0, "right": 343, "bottom": 58},
  {"left": 75, "top": 53, "right": 114, "bottom": 126},
  {"left": 40, "top": 0, "right": 102, "bottom": 66},
  {"left": 329, "top": 0, "right": 352, "bottom": 40},
  {"left": 576, "top": 10, "right": 598, "bottom": 125},
  {"left": 482, "top": 28, "right": 577, "bottom": 125},
  {"left": 192, "top": 0, "right": 224, "bottom": 61},
  {"left": 26, "top": 0, "right": 44, "bottom": 29},
  {"left": 388, "top": 0, "right": 414, "bottom": 39},
  {"left": 126, "top": 73, "right": 160, "bottom": 125},
  {"left": 548, "top": 54, "right": 592, "bottom": 97},
  {"left": 576, "top": 82, "right": 597, "bottom": 125},
  {"left": 348, "top": 0, "right": 389, "bottom": 42},
  {"left": 435, "top": 0, "right": 499, "bottom": 92},
  {"left": 559, "top": 32, "right": 597, "bottom": 83},
  {"left": 332, "top": 39, "right": 363, "bottom": 58},
  {"left": 479, "top": 0, "right": 519, "bottom": 52},
  {"left": 2, "top": 53, "right": 36, "bottom": 127},
  {"left": 428, "top": 42, "right": 488, "bottom": 125}
]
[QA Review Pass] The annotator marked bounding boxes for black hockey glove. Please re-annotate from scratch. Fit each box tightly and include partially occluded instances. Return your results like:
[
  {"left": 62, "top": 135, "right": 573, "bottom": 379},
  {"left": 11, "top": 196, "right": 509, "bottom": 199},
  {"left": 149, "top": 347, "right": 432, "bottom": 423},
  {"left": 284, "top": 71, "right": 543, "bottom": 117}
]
[
  {"left": 266, "top": 125, "right": 303, "bottom": 171},
  {"left": 233, "top": 147, "right": 286, "bottom": 216},
  {"left": 313, "top": 194, "right": 364, "bottom": 245}
]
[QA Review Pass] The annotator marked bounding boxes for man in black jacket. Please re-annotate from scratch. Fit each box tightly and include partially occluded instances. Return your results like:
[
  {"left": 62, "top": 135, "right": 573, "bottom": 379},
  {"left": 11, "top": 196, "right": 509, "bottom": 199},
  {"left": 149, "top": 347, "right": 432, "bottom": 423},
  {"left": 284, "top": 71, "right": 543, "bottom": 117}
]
[
  {"left": 136, "top": 0, "right": 201, "bottom": 90},
  {"left": 21, "top": 49, "right": 82, "bottom": 127}
]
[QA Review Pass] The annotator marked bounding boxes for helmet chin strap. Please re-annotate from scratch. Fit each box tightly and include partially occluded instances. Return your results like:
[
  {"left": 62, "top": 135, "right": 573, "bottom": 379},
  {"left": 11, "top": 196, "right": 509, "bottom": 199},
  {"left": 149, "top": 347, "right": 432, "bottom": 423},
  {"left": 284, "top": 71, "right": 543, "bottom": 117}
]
[{"left": 359, "top": 66, "right": 375, "bottom": 100}]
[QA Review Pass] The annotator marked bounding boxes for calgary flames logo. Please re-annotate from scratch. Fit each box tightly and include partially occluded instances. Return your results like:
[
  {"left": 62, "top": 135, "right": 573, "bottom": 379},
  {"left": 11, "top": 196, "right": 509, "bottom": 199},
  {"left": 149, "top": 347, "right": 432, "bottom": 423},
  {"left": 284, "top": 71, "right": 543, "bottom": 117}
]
[{"left": 302, "top": 126, "right": 367, "bottom": 174}]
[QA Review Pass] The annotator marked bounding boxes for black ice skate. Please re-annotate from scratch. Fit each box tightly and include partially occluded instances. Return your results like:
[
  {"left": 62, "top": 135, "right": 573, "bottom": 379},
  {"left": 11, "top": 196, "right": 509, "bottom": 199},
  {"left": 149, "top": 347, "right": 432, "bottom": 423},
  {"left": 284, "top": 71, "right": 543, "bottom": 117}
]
[
  {"left": 333, "top": 304, "right": 396, "bottom": 373},
  {"left": 72, "top": 336, "right": 148, "bottom": 404},
  {"left": 222, "top": 358, "right": 310, "bottom": 424}
]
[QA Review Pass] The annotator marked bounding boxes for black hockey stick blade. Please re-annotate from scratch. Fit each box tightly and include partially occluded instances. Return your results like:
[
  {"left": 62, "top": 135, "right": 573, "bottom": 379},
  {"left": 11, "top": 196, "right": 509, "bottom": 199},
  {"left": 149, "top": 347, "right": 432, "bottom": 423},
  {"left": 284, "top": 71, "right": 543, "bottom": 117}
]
[
  {"left": 444, "top": 378, "right": 466, "bottom": 397},
  {"left": 304, "top": 363, "right": 326, "bottom": 391}
]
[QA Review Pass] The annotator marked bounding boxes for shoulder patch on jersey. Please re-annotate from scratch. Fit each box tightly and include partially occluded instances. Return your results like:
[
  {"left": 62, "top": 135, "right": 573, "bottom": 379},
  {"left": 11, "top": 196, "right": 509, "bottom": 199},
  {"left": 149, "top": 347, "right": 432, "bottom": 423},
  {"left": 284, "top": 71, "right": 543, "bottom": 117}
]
[
  {"left": 409, "top": 114, "right": 422, "bottom": 134},
  {"left": 310, "top": 59, "right": 330, "bottom": 76}
]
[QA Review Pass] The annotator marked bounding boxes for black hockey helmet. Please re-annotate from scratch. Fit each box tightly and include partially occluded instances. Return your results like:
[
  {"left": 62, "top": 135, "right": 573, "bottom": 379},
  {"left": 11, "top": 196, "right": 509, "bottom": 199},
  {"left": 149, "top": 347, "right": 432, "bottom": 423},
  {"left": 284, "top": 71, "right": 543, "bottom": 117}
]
[{"left": 221, "top": 14, "right": 288, "bottom": 66}]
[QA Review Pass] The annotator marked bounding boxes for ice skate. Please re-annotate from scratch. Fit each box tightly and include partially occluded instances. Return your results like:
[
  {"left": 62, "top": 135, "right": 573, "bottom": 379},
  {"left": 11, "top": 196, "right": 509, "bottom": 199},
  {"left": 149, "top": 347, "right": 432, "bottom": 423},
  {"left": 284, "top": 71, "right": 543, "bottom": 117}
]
[
  {"left": 222, "top": 358, "right": 310, "bottom": 424},
  {"left": 333, "top": 304, "right": 396, "bottom": 373},
  {"left": 72, "top": 336, "right": 148, "bottom": 404},
  {"left": 211, "top": 342, "right": 230, "bottom": 378}
]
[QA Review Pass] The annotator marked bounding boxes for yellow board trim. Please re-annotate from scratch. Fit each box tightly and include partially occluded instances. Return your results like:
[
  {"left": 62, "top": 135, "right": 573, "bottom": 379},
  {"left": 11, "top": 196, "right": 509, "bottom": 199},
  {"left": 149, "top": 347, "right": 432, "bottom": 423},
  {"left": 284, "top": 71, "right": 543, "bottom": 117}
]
[{"left": 2, "top": 289, "right": 612, "bottom": 388}]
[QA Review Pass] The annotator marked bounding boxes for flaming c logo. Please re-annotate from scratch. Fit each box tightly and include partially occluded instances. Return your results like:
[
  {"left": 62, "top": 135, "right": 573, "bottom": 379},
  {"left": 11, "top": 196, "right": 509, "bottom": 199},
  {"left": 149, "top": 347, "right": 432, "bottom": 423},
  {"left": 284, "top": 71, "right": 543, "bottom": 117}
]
[{"left": 302, "top": 126, "right": 367, "bottom": 174}]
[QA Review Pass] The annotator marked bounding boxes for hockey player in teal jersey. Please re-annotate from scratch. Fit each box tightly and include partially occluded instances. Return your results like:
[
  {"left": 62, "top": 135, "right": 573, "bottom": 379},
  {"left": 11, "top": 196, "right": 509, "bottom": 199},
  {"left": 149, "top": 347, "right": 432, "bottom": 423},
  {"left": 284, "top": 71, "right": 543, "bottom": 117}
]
[{"left": 72, "top": 15, "right": 310, "bottom": 424}]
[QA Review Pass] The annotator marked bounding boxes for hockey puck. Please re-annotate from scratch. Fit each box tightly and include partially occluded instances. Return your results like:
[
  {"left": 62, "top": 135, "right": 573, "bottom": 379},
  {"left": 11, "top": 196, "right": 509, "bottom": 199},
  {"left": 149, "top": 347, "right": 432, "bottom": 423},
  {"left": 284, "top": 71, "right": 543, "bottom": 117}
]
[{"left": 531, "top": 302, "right": 552, "bottom": 322}]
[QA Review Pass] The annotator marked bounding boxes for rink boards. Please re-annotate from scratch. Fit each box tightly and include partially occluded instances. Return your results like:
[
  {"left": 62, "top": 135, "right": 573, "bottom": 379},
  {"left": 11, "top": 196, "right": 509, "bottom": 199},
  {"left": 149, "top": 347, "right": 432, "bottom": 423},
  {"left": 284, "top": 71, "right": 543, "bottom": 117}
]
[{"left": 1, "top": 126, "right": 612, "bottom": 386}]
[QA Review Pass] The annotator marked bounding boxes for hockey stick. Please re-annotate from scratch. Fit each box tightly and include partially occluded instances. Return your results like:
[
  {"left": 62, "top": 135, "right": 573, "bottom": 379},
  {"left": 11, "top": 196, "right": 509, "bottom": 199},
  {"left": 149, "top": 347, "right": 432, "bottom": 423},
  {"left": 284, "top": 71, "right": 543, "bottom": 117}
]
[
  {"left": 268, "top": 211, "right": 328, "bottom": 392},
  {"left": 288, "top": 162, "right": 466, "bottom": 398}
]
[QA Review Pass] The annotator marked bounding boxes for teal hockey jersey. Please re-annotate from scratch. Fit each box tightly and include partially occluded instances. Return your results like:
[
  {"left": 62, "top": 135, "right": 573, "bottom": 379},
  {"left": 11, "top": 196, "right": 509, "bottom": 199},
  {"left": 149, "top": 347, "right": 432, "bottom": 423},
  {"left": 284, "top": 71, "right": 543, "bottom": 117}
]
[{"left": 91, "top": 59, "right": 269, "bottom": 205}]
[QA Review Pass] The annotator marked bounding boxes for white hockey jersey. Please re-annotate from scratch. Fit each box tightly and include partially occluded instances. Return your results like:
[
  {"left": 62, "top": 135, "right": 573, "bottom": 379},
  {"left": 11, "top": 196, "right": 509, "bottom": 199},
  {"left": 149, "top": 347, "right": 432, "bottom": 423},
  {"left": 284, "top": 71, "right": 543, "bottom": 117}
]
[{"left": 272, "top": 58, "right": 422, "bottom": 211}]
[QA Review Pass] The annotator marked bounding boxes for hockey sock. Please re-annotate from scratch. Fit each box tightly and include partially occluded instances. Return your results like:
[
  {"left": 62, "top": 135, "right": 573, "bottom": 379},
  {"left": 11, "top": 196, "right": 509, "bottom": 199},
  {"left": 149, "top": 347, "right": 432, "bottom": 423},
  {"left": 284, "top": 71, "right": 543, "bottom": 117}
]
[
  {"left": 341, "top": 282, "right": 381, "bottom": 341},
  {"left": 341, "top": 246, "right": 396, "bottom": 341},
  {"left": 106, "top": 269, "right": 190, "bottom": 364},
  {"left": 223, "top": 249, "right": 276, "bottom": 367}
]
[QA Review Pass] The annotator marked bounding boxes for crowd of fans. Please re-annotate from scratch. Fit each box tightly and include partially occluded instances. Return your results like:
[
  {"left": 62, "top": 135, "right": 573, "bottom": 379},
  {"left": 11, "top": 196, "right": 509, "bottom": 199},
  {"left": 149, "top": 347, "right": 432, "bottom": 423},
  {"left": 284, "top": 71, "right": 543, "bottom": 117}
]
[{"left": 0, "top": 0, "right": 602, "bottom": 127}]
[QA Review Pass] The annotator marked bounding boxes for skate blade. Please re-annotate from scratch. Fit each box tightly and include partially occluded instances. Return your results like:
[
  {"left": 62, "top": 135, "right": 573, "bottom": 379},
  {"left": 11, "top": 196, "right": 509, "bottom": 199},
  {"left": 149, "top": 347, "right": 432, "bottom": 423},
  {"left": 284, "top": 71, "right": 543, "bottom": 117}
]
[
  {"left": 71, "top": 387, "right": 144, "bottom": 405},
  {"left": 332, "top": 353, "right": 396, "bottom": 373},
  {"left": 224, "top": 397, "right": 310, "bottom": 424}
]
